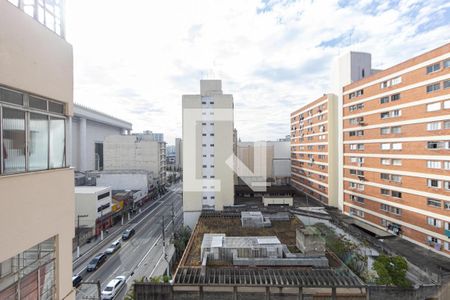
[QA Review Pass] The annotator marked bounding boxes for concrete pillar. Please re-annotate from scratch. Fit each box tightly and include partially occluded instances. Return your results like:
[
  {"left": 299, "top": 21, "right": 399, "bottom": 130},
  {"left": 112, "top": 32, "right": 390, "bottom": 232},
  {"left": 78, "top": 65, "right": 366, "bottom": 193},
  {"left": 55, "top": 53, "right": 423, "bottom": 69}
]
[
  {"left": 298, "top": 287, "right": 303, "bottom": 300},
  {"left": 79, "top": 117, "right": 87, "bottom": 171},
  {"left": 67, "top": 116, "right": 72, "bottom": 166},
  {"left": 265, "top": 286, "right": 270, "bottom": 300},
  {"left": 331, "top": 287, "right": 337, "bottom": 300},
  {"left": 199, "top": 286, "right": 203, "bottom": 300},
  {"left": 233, "top": 286, "right": 237, "bottom": 300}
]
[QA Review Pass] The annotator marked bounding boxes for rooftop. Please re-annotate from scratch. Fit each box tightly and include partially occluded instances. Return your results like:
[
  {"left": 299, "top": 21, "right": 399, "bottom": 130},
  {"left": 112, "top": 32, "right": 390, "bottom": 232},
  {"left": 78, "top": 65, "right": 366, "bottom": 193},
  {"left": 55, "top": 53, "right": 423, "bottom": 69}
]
[{"left": 74, "top": 186, "right": 111, "bottom": 194}]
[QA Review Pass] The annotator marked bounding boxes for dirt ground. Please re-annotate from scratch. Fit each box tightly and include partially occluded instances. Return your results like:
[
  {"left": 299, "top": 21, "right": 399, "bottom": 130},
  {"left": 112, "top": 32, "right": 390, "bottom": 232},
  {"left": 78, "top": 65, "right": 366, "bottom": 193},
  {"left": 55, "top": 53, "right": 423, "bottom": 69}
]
[{"left": 184, "top": 216, "right": 302, "bottom": 266}]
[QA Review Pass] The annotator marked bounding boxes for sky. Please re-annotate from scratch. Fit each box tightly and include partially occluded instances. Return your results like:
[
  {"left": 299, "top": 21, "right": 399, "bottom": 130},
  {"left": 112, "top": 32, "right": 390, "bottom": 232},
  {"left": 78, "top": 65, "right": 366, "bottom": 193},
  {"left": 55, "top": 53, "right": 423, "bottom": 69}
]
[{"left": 65, "top": 0, "right": 450, "bottom": 145}]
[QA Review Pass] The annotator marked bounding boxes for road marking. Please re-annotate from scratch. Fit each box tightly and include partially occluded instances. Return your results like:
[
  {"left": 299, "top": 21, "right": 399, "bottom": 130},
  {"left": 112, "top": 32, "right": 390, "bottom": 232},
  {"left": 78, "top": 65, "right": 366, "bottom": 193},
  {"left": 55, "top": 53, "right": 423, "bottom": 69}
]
[{"left": 149, "top": 253, "right": 165, "bottom": 278}]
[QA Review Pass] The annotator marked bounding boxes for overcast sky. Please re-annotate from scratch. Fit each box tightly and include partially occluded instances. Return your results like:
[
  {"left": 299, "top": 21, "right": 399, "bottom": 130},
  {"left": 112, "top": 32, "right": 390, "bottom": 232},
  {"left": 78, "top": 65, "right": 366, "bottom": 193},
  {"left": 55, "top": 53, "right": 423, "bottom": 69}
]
[{"left": 65, "top": 0, "right": 450, "bottom": 145}]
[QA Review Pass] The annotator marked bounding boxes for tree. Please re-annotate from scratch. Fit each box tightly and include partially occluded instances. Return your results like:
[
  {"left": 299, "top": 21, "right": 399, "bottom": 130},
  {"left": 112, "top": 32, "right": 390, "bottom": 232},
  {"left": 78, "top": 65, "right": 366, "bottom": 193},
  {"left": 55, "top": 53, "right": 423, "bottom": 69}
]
[
  {"left": 373, "top": 255, "right": 411, "bottom": 287},
  {"left": 173, "top": 226, "right": 192, "bottom": 257}
]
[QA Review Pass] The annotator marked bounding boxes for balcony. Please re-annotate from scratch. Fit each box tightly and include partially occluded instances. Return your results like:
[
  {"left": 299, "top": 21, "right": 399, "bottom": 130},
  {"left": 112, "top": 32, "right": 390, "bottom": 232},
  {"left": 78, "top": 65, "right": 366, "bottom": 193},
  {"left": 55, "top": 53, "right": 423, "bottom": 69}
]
[{"left": 445, "top": 229, "right": 450, "bottom": 238}]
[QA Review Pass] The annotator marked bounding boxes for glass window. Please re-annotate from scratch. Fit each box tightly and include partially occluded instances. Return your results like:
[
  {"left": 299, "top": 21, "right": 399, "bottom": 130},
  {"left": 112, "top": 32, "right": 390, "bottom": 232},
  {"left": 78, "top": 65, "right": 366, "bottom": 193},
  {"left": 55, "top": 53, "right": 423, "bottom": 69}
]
[
  {"left": 391, "top": 126, "right": 401, "bottom": 134},
  {"left": 426, "top": 63, "right": 441, "bottom": 74},
  {"left": 29, "top": 113, "right": 49, "bottom": 171},
  {"left": 427, "top": 122, "right": 442, "bottom": 131},
  {"left": 381, "top": 158, "right": 391, "bottom": 165},
  {"left": 29, "top": 96, "right": 47, "bottom": 110},
  {"left": 381, "top": 143, "right": 391, "bottom": 150},
  {"left": 392, "top": 143, "right": 402, "bottom": 150},
  {"left": 49, "top": 117, "right": 65, "bottom": 168},
  {"left": 444, "top": 100, "right": 450, "bottom": 109},
  {"left": 0, "top": 88, "right": 23, "bottom": 106},
  {"left": 427, "top": 161, "right": 442, "bottom": 169},
  {"left": 2, "top": 108, "right": 26, "bottom": 174},
  {"left": 380, "top": 96, "right": 389, "bottom": 104},
  {"left": 391, "top": 191, "right": 402, "bottom": 198},
  {"left": 428, "top": 198, "right": 441, "bottom": 207},
  {"left": 444, "top": 80, "right": 450, "bottom": 89},
  {"left": 392, "top": 159, "right": 402, "bottom": 166},
  {"left": 427, "top": 102, "right": 441, "bottom": 112},
  {"left": 391, "top": 93, "right": 400, "bottom": 101},
  {"left": 426, "top": 83, "right": 441, "bottom": 93},
  {"left": 427, "top": 179, "right": 442, "bottom": 188},
  {"left": 380, "top": 127, "right": 390, "bottom": 135},
  {"left": 445, "top": 59, "right": 450, "bottom": 68}
]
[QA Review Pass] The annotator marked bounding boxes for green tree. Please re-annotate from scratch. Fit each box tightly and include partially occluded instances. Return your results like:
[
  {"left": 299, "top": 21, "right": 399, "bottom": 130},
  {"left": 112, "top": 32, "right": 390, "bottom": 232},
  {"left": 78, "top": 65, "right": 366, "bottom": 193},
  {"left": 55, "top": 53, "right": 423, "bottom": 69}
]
[
  {"left": 373, "top": 255, "right": 411, "bottom": 287},
  {"left": 173, "top": 226, "right": 192, "bottom": 257}
]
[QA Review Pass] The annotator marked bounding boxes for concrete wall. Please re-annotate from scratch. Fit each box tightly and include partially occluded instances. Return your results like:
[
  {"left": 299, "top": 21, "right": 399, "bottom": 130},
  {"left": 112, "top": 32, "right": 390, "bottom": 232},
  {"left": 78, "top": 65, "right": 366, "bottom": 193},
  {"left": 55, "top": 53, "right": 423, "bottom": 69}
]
[
  {"left": 72, "top": 118, "right": 124, "bottom": 171},
  {"left": 75, "top": 187, "right": 112, "bottom": 228},
  {"left": 95, "top": 173, "right": 149, "bottom": 191},
  {"left": 103, "top": 135, "right": 163, "bottom": 184},
  {"left": 0, "top": 2, "right": 74, "bottom": 299},
  {"left": 0, "top": 0, "right": 73, "bottom": 115},
  {"left": 0, "top": 169, "right": 75, "bottom": 300}
]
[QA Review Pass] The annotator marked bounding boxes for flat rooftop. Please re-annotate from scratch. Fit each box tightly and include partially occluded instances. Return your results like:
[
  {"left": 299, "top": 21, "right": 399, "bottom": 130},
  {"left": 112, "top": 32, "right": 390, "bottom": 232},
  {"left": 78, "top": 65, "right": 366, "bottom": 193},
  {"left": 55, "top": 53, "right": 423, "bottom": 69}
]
[
  {"left": 74, "top": 186, "right": 110, "bottom": 194},
  {"left": 181, "top": 212, "right": 301, "bottom": 267}
]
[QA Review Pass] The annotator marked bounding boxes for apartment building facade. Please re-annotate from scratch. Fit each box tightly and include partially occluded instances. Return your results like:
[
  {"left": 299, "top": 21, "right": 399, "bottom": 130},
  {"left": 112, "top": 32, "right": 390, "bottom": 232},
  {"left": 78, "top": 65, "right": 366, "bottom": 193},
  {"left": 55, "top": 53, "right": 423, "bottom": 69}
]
[
  {"left": 182, "top": 80, "right": 235, "bottom": 227},
  {"left": 290, "top": 94, "right": 339, "bottom": 207},
  {"left": 342, "top": 44, "right": 450, "bottom": 256},
  {"left": 0, "top": 0, "right": 75, "bottom": 299}
]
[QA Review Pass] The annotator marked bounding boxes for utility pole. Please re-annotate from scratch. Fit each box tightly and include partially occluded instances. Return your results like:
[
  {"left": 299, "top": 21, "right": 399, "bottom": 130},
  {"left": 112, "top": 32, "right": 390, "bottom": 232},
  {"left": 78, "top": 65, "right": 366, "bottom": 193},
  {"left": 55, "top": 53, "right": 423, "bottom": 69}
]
[
  {"left": 161, "top": 215, "right": 170, "bottom": 276},
  {"left": 76, "top": 214, "right": 88, "bottom": 258},
  {"left": 171, "top": 202, "right": 175, "bottom": 237}
]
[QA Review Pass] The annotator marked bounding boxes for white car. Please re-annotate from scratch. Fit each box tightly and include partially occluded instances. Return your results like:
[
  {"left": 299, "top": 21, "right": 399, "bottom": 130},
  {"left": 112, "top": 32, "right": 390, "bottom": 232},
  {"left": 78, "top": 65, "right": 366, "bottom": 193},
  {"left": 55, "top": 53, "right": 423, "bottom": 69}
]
[
  {"left": 105, "top": 240, "right": 121, "bottom": 255},
  {"left": 101, "top": 276, "right": 126, "bottom": 300}
]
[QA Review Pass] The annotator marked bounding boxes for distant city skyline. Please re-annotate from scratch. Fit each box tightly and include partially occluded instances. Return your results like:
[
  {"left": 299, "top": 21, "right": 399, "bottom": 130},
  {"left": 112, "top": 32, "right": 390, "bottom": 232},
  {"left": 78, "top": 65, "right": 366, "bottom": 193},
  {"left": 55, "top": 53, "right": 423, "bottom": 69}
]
[{"left": 66, "top": 0, "right": 450, "bottom": 143}]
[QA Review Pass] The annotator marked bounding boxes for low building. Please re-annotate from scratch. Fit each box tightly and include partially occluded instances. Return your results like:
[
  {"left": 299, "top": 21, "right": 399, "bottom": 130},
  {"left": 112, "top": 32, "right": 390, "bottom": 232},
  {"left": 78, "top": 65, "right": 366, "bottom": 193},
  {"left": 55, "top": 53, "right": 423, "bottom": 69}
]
[
  {"left": 75, "top": 186, "right": 112, "bottom": 236},
  {"left": 175, "top": 137, "right": 183, "bottom": 170},
  {"left": 262, "top": 195, "right": 293, "bottom": 206}
]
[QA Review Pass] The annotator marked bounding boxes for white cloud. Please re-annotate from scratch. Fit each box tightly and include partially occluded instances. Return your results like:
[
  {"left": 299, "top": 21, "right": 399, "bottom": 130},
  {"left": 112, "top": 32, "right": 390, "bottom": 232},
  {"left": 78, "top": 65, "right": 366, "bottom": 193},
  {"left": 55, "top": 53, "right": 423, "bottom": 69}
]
[{"left": 65, "top": 0, "right": 450, "bottom": 144}]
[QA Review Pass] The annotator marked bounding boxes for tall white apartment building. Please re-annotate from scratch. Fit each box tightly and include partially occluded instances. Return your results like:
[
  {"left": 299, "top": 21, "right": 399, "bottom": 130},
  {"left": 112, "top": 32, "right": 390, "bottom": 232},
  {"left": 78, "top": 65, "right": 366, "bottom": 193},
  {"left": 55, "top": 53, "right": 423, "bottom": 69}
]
[{"left": 182, "top": 80, "right": 234, "bottom": 227}]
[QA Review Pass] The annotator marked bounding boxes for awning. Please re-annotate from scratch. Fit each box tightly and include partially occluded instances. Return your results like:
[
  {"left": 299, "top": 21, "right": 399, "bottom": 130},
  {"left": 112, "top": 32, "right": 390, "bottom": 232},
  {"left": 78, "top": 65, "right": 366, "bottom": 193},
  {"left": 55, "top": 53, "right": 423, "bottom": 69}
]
[{"left": 349, "top": 219, "right": 394, "bottom": 238}]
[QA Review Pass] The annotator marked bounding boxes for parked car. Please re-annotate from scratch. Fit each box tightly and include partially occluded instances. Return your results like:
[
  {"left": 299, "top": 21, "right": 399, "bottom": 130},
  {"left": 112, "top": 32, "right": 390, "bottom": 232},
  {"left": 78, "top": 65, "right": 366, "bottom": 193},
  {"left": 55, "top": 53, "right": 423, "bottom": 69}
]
[
  {"left": 122, "top": 228, "right": 135, "bottom": 241},
  {"left": 86, "top": 253, "right": 107, "bottom": 272},
  {"left": 101, "top": 275, "right": 126, "bottom": 300},
  {"left": 72, "top": 274, "right": 82, "bottom": 288},
  {"left": 105, "top": 240, "right": 121, "bottom": 255}
]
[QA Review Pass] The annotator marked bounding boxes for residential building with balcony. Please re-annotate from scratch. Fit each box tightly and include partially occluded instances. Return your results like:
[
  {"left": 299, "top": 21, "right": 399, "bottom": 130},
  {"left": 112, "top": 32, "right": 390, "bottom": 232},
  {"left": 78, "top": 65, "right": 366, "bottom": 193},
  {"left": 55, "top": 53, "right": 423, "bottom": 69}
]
[
  {"left": 342, "top": 43, "right": 450, "bottom": 257},
  {"left": 182, "top": 80, "right": 235, "bottom": 227},
  {"left": 290, "top": 94, "right": 339, "bottom": 207},
  {"left": 0, "top": 0, "right": 75, "bottom": 299}
]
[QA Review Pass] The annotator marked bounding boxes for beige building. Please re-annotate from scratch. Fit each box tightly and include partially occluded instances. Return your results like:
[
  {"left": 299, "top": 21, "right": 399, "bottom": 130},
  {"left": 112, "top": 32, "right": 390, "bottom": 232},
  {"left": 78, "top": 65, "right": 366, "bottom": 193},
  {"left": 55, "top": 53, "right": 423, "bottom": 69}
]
[
  {"left": 236, "top": 140, "right": 291, "bottom": 186},
  {"left": 0, "top": 1, "right": 75, "bottom": 299},
  {"left": 103, "top": 134, "right": 166, "bottom": 185},
  {"left": 182, "top": 80, "right": 235, "bottom": 227},
  {"left": 290, "top": 94, "right": 339, "bottom": 207}
]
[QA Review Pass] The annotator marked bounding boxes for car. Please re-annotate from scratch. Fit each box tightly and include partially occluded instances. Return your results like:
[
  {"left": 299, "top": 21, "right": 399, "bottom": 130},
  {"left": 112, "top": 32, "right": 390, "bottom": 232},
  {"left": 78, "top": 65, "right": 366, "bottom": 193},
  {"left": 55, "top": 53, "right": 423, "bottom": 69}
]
[
  {"left": 101, "top": 275, "right": 126, "bottom": 299},
  {"left": 105, "top": 240, "right": 121, "bottom": 255},
  {"left": 72, "top": 274, "right": 82, "bottom": 288},
  {"left": 122, "top": 228, "right": 135, "bottom": 241},
  {"left": 86, "top": 253, "right": 107, "bottom": 272}
]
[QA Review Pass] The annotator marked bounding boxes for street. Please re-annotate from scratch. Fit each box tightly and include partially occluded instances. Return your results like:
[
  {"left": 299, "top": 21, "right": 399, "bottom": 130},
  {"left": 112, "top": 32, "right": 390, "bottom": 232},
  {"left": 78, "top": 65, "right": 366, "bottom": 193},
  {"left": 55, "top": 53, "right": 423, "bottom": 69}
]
[{"left": 73, "top": 182, "right": 183, "bottom": 300}]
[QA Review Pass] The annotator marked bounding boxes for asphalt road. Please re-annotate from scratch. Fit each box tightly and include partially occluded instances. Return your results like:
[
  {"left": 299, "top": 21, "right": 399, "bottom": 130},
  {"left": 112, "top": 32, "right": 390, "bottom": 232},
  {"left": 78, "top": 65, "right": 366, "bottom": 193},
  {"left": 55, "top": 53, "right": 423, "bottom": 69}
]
[{"left": 74, "top": 183, "right": 183, "bottom": 300}]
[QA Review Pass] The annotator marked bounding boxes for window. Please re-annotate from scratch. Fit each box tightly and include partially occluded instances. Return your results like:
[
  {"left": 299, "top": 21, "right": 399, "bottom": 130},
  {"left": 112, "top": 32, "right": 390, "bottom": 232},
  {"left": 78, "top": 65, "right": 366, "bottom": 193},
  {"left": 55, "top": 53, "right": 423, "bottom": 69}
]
[
  {"left": 445, "top": 100, "right": 450, "bottom": 109},
  {"left": 427, "top": 83, "right": 441, "bottom": 93},
  {"left": 380, "top": 80, "right": 391, "bottom": 89},
  {"left": 427, "top": 179, "right": 442, "bottom": 188},
  {"left": 29, "top": 113, "right": 49, "bottom": 171},
  {"left": 350, "top": 144, "right": 364, "bottom": 150},
  {"left": 445, "top": 181, "right": 450, "bottom": 191},
  {"left": 445, "top": 121, "right": 450, "bottom": 129},
  {"left": 381, "top": 204, "right": 401, "bottom": 215},
  {"left": 427, "top": 141, "right": 447, "bottom": 149},
  {"left": 445, "top": 161, "right": 450, "bottom": 170},
  {"left": 392, "top": 159, "right": 402, "bottom": 166},
  {"left": 427, "top": 217, "right": 442, "bottom": 228},
  {"left": 380, "top": 173, "right": 390, "bottom": 180},
  {"left": 426, "top": 63, "right": 441, "bottom": 74},
  {"left": 427, "top": 102, "right": 441, "bottom": 112},
  {"left": 350, "top": 208, "right": 364, "bottom": 217},
  {"left": 380, "top": 112, "right": 390, "bottom": 119},
  {"left": 380, "top": 96, "right": 389, "bottom": 104},
  {"left": 391, "top": 93, "right": 401, "bottom": 101},
  {"left": 350, "top": 195, "right": 365, "bottom": 202},
  {"left": 381, "top": 143, "right": 391, "bottom": 150},
  {"left": 349, "top": 103, "right": 364, "bottom": 112},
  {"left": 381, "top": 188, "right": 390, "bottom": 195},
  {"left": 2, "top": 108, "right": 26, "bottom": 174},
  {"left": 391, "top": 191, "right": 402, "bottom": 198},
  {"left": 427, "top": 198, "right": 441, "bottom": 208},
  {"left": 445, "top": 202, "right": 450, "bottom": 210},
  {"left": 427, "top": 122, "right": 442, "bottom": 131},
  {"left": 349, "top": 130, "right": 364, "bottom": 137},
  {"left": 392, "top": 143, "right": 402, "bottom": 150},
  {"left": 97, "top": 192, "right": 110, "bottom": 200},
  {"left": 349, "top": 117, "right": 364, "bottom": 125},
  {"left": 444, "top": 80, "right": 450, "bottom": 89},
  {"left": 380, "top": 127, "right": 390, "bottom": 135},
  {"left": 445, "top": 59, "right": 450, "bottom": 68},
  {"left": 391, "top": 126, "right": 401, "bottom": 134},
  {"left": 391, "top": 175, "right": 402, "bottom": 183},
  {"left": 391, "top": 110, "right": 401, "bottom": 117},
  {"left": 381, "top": 158, "right": 391, "bottom": 165},
  {"left": 0, "top": 88, "right": 23, "bottom": 106},
  {"left": 427, "top": 161, "right": 442, "bottom": 169},
  {"left": 391, "top": 77, "right": 402, "bottom": 86}
]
